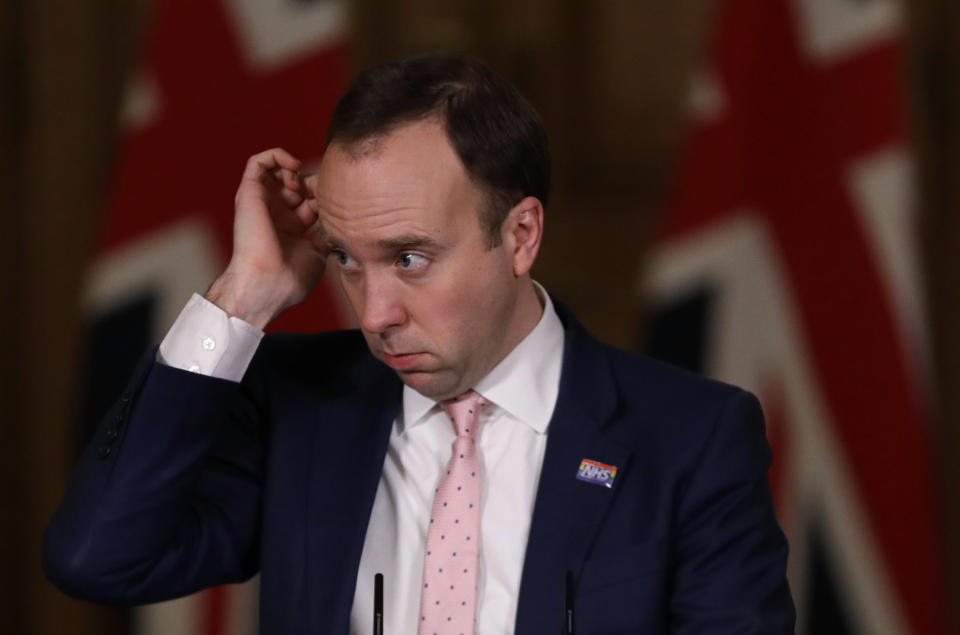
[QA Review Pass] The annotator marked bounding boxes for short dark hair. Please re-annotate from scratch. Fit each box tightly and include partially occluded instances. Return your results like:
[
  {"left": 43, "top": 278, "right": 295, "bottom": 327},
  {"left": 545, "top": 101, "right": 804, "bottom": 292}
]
[{"left": 326, "top": 54, "right": 550, "bottom": 246}]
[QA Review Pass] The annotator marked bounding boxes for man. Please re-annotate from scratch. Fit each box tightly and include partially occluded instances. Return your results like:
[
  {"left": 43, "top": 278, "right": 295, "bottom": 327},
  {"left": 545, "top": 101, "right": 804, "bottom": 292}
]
[{"left": 45, "top": 55, "right": 795, "bottom": 633}]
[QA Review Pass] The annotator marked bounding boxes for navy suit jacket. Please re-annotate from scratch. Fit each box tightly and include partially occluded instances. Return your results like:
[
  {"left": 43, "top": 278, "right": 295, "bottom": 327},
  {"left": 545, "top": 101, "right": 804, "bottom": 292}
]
[{"left": 45, "top": 303, "right": 795, "bottom": 633}]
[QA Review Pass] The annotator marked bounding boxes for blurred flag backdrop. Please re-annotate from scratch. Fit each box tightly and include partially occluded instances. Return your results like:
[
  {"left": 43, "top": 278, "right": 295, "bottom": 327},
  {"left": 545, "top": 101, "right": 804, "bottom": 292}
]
[
  {"left": 74, "top": 0, "right": 949, "bottom": 633},
  {"left": 645, "top": 0, "right": 946, "bottom": 633},
  {"left": 81, "top": 1, "right": 348, "bottom": 633}
]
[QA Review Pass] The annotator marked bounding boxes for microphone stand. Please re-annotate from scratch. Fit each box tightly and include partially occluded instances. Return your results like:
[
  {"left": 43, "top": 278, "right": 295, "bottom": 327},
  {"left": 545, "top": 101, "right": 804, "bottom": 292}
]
[{"left": 373, "top": 573, "right": 384, "bottom": 635}]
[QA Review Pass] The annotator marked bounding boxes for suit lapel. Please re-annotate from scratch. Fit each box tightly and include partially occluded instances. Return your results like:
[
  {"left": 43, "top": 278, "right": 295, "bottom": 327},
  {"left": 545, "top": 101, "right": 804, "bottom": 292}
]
[
  {"left": 306, "top": 364, "right": 401, "bottom": 634},
  {"left": 515, "top": 306, "right": 635, "bottom": 634}
]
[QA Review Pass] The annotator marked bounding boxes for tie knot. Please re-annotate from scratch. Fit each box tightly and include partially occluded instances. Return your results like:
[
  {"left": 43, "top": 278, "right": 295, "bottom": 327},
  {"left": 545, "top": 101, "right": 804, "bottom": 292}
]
[{"left": 441, "top": 390, "right": 486, "bottom": 439}]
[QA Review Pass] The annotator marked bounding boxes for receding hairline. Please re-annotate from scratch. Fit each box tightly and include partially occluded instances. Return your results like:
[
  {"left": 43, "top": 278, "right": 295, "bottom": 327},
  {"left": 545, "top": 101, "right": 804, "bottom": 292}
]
[
  {"left": 325, "top": 111, "right": 447, "bottom": 161},
  {"left": 323, "top": 115, "right": 496, "bottom": 216}
]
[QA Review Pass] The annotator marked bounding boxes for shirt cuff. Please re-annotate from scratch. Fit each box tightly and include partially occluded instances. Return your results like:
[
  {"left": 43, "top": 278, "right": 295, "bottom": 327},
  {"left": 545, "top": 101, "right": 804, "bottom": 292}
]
[{"left": 157, "top": 293, "right": 264, "bottom": 382}]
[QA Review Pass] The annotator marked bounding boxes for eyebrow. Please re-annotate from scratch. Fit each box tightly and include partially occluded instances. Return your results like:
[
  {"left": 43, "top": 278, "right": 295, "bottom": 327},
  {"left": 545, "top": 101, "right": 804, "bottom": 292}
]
[
  {"left": 319, "top": 231, "right": 344, "bottom": 251},
  {"left": 375, "top": 234, "right": 442, "bottom": 252}
]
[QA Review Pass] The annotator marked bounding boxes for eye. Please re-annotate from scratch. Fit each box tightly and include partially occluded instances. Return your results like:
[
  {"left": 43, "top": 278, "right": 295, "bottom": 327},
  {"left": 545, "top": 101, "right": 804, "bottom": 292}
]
[
  {"left": 333, "top": 250, "right": 358, "bottom": 269},
  {"left": 398, "top": 253, "right": 428, "bottom": 270}
]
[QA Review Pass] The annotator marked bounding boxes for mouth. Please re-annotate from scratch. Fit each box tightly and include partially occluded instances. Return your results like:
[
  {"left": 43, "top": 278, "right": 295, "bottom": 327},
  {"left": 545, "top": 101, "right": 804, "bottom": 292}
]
[{"left": 381, "top": 352, "right": 425, "bottom": 370}]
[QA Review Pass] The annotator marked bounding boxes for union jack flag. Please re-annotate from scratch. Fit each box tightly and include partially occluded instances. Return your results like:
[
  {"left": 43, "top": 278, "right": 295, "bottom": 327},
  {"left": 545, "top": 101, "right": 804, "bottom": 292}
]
[
  {"left": 82, "top": 1, "right": 348, "bottom": 633},
  {"left": 645, "top": 0, "right": 946, "bottom": 632}
]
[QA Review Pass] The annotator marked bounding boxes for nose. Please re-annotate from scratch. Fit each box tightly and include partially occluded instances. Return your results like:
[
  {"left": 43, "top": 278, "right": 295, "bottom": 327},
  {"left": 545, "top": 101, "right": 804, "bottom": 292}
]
[{"left": 357, "top": 275, "right": 407, "bottom": 334}]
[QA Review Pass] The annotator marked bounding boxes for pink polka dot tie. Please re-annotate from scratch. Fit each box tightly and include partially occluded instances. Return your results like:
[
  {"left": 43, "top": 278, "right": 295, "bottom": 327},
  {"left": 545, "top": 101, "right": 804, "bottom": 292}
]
[{"left": 418, "top": 390, "right": 487, "bottom": 635}]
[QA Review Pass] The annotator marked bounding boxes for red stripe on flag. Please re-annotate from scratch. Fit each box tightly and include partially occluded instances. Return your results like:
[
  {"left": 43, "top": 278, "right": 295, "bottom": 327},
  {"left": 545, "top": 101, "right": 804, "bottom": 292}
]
[
  {"left": 658, "top": 0, "right": 947, "bottom": 631},
  {"left": 760, "top": 380, "right": 789, "bottom": 518},
  {"left": 98, "top": 0, "right": 347, "bottom": 336},
  {"left": 199, "top": 586, "right": 228, "bottom": 635},
  {"left": 94, "top": 1, "right": 349, "bottom": 633}
]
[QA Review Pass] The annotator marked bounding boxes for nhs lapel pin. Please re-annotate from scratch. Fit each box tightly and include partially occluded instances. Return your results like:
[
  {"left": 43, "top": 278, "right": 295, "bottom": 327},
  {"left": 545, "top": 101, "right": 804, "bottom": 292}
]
[{"left": 576, "top": 458, "right": 618, "bottom": 489}]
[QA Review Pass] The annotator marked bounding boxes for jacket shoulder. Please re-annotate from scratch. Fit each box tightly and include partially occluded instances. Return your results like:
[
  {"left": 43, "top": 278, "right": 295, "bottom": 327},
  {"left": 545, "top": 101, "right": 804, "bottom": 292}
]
[
  {"left": 597, "top": 342, "right": 764, "bottom": 455},
  {"left": 606, "top": 345, "right": 749, "bottom": 409},
  {"left": 554, "top": 296, "right": 750, "bottom": 414}
]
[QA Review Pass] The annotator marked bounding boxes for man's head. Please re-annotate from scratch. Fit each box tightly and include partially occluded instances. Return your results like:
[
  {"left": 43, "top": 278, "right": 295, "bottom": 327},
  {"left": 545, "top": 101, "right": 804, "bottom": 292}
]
[
  {"left": 312, "top": 55, "right": 549, "bottom": 400},
  {"left": 325, "top": 54, "right": 550, "bottom": 247}
]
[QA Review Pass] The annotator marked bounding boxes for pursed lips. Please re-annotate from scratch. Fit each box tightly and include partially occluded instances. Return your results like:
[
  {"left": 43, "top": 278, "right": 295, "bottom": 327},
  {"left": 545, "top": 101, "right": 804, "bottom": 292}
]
[{"left": 381, "top": 351, "right": 426, "bottom": 370}]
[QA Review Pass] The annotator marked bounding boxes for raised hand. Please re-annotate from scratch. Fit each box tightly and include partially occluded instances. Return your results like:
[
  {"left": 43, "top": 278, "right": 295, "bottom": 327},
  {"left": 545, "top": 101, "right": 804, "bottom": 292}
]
[{"left": 206, "top": 148, "right": 328, "bottom": 328}]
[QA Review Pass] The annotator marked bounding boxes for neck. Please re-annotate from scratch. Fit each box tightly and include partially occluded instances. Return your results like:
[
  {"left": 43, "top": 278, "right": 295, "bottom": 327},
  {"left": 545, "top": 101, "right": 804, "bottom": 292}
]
[{"left": 500, "top": 278, "right": 544, "bottom": 359}]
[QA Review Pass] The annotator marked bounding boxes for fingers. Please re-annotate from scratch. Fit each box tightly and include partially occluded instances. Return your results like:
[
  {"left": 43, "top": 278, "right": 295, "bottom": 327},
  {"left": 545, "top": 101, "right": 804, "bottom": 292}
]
[
  {"left": 271, "top": 195, "right": 319, "bottom": 237},
  {"left": 278, "top": 166, "right": 304, "bottom": 192},
  {"left": 293, "top": 198, "right": 319, "bottom": 230},
  {"left": 239, "top": 149, "right": 306, "bottom": 199},
  {"left": 236, "top": 148, "right": 318, "bottom": 235},
  {"left": 240, "top": 149, "right": 317, "bottom": 198},
  {"left": 268, "top": 168, "right": 308, "bottom": 207},
  {"left": 242, "top": 147, "right": 302, "bottom": 181},
  {"left": 238, "top": 147, "right": 313, "bottom": 203}
]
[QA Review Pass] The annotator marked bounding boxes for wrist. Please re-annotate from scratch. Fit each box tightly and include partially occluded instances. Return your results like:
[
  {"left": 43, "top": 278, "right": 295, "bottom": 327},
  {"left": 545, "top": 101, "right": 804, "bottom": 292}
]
[{"left": 205, "top": 267, "right": 286, "bottom": 329}]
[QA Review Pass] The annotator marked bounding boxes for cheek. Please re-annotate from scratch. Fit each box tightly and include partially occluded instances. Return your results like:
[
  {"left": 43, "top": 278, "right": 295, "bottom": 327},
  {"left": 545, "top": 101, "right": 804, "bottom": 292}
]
[
  {"left": 410, "top": 246, "right": 513, "bottom": 348},
  {"left": 410, "top": 277, "right": 491, "bottom": 351},
  {"left": 419, "top": 285, "right": 476, "bottom": 336},
  {"left": 450, "top": 264, "right": 513, "bottom": 336}
]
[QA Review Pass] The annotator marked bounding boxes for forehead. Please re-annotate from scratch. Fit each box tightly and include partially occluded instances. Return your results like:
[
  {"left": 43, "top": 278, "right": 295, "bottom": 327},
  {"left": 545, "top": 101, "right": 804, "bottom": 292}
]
[{"left": 313, "top": 120, "right": 481, "bottom": 245}]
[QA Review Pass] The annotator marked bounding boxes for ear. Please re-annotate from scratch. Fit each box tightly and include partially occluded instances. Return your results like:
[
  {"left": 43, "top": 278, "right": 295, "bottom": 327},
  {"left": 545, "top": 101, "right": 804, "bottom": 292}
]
[{"left": 501, "top": 196, "right": 544, "bottom": 277}]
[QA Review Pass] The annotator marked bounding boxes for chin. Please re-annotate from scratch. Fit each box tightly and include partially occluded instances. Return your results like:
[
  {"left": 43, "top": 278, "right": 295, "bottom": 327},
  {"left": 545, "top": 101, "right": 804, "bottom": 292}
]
[{"left": 397, "top": 370, "right": 460, "bottom": 401}]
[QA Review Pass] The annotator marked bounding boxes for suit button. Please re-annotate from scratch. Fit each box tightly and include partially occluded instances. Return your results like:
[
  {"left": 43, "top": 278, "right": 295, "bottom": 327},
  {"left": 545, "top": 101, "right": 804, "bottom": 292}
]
[
  {"left": 104, "top": 427, "right": 119, "bottom": 441},
  {"left": 97, "top": 445, "right": 112, "bottom": 459}
]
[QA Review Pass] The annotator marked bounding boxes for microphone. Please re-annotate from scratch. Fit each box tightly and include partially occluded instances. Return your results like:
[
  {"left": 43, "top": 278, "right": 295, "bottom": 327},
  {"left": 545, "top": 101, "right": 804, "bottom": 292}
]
[
  {"left": 373, "top": 572, "right": 384, "bottom": 635},
  {"left": 564, "top": 569, "right": 576, "bottom": 634}
]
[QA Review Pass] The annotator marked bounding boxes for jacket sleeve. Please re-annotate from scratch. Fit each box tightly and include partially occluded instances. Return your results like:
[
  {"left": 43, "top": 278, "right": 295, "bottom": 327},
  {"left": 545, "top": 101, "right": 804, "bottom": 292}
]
[
  {"left": 670, "top": 389, "right": 796, "bottom": 633},
  {"left": 43, "top": 346, "right": 266, "bottom": 605}
]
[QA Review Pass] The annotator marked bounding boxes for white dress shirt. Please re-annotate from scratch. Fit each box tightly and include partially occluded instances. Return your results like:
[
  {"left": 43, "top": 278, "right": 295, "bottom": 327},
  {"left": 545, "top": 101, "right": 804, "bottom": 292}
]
[{"left": 157, "top": 282, "right": 565, "bottom": 634}]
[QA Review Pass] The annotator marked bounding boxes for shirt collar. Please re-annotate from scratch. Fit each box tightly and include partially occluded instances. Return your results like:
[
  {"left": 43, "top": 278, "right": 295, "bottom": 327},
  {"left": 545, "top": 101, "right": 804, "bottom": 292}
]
[{"left": 400, "top": 280, "right": 565, "bottom": 435}]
